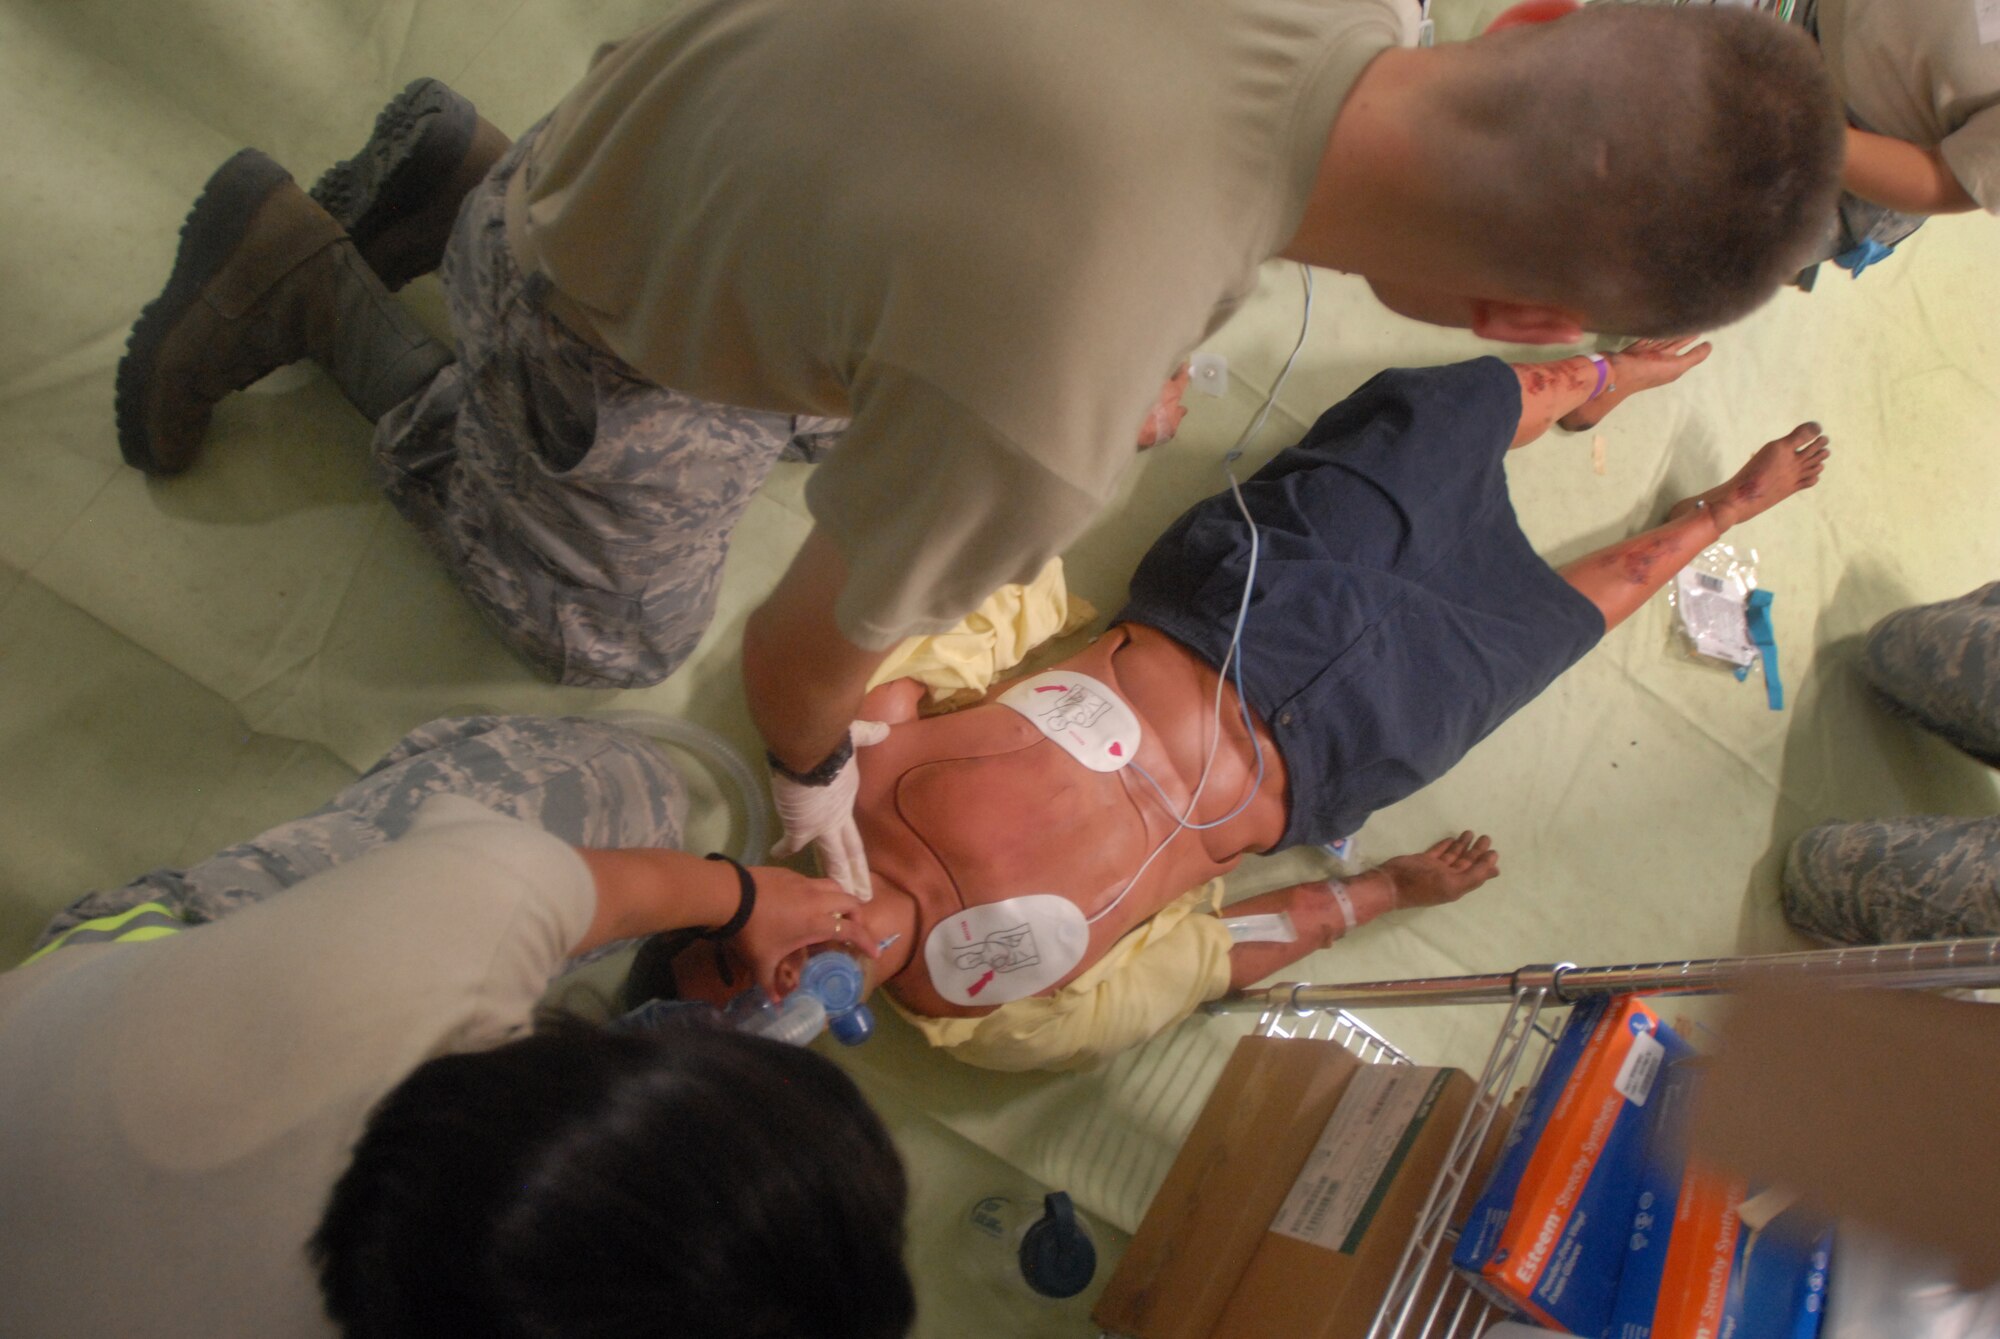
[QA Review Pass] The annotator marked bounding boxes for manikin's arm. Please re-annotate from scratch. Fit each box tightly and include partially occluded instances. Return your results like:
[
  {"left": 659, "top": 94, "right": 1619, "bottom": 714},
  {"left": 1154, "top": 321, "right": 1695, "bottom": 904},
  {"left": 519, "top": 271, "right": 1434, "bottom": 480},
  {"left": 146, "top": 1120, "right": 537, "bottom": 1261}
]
[
  {"left": 1224, "top": 833, "right": 1499, "bottom": 991},
  {"left": 572, "top": 847, "right": 878, "bottom": 990},
  {"left": 1843, "top": 127, "right": 1978, "bottom": 216},
  {"left": 1224, "top": 873, "right": 1402, "bottom": 990}
]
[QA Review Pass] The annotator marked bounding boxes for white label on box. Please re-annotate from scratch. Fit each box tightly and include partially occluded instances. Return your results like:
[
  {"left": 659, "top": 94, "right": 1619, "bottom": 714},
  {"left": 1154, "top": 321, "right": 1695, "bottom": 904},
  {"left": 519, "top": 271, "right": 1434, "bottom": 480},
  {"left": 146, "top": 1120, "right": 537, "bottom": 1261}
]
[
  {"left": 1271, "top": 1066, "right": 1448, "bottom": 1253},
  {"left": 1613, "top": 1029, "right": 1665, "bottom": 1106}
]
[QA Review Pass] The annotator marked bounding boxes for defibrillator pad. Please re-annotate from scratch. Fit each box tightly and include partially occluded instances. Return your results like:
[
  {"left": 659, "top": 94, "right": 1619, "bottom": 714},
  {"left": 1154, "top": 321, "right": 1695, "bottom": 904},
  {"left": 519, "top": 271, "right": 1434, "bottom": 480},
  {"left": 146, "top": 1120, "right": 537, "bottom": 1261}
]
[
  {"left": 922, "top": 896, "right": 1090, "bottom": 1006},
  {"left": 997, "top": 671, "right": 1141, "bottom": 773}
]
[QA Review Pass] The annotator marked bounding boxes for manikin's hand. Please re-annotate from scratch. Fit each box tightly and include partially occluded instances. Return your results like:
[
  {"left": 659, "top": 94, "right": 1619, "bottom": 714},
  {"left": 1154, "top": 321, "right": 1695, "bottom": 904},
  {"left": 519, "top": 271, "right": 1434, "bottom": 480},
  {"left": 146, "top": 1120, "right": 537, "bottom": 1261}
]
[
  {"left": 769, "top": 720, "right": 890, "bottom": 901},
  {"left": 1136, "top": 364, "right": 1192, "bottom": 450},
  {"left": 732, "top": 865, "right": 880, "bottom": 996},
  {"left": 1380, "top": 831, "right": 1499, "bottom": 908}
]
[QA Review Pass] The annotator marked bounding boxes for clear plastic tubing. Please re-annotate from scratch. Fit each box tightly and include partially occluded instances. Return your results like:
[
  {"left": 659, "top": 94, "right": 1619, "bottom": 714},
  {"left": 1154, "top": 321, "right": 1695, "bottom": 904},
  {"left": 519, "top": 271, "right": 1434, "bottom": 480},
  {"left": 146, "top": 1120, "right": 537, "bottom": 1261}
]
[{"left": 590, "top": 710, "right": 772, "bottom": 866}]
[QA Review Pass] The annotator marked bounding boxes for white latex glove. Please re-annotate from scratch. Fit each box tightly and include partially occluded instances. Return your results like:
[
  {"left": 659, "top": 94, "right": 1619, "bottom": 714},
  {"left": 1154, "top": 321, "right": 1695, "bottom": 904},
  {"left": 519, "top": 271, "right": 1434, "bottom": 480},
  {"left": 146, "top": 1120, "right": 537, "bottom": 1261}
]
[{"left": 769, "top": 720, "right": 890, "bottom": 901}]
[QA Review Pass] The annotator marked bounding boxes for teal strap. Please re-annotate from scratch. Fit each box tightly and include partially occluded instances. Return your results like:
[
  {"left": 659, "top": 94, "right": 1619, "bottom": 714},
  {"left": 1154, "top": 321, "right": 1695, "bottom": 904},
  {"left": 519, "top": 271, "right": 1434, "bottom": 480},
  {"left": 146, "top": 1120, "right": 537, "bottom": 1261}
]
[{"left": 1734, "top": 588, "right": 1783, "bottom": 710}]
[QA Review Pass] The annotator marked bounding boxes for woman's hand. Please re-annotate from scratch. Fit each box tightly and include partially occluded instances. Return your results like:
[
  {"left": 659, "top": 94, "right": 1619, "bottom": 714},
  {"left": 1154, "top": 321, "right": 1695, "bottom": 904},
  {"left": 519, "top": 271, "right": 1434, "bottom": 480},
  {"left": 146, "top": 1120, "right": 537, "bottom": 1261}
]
[{"left": 731, "top": 866, "right": 879, "bottom": 996}]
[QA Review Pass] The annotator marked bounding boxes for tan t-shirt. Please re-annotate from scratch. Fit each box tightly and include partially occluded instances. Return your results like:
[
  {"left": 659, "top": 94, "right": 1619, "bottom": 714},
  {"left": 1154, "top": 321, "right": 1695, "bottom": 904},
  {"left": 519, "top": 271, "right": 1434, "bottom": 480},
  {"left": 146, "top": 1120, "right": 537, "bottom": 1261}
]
[
  {"left": 0, "top": 797, "right": 595, "bottom": 1339},
  {"left": 506, "top": 0, "right": 1410, "bottom": 648},
  {"left": 1815, "top": 0, "right": 2000, "bottom": 211}
]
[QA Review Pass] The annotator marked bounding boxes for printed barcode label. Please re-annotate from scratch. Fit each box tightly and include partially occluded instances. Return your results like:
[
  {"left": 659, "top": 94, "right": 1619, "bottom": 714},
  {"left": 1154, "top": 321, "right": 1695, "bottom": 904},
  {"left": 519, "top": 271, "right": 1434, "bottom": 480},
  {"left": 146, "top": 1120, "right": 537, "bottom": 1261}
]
[
  {"left": 1270, "top": 1067, "right": 1445, "bottom": 1252},
  {"left": 1614, "top": 1030, "right": 1665, "bottom": 1106},
  {"left": 1298, "top": 1179, "right": 1344, "bottom": 1239}
]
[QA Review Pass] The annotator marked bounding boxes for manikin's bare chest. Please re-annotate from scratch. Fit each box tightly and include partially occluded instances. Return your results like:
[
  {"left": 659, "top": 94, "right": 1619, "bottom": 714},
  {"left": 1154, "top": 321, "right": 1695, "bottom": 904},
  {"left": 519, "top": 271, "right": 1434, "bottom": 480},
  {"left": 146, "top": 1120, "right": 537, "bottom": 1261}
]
[{"left": 855, "top": 629, "right": 1268, "bottom": 1018}]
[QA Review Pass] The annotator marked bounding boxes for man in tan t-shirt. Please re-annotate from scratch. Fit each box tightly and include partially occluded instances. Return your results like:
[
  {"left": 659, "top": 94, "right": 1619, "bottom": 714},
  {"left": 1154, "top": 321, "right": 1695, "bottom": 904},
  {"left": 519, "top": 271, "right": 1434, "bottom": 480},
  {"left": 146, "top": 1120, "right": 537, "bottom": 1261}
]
[
  {"left": 114, "top": 2, "right": 1842, "bottom": 898},
  {"left": 1796, "top": 0, "right": 2000, "bottom": 282}
]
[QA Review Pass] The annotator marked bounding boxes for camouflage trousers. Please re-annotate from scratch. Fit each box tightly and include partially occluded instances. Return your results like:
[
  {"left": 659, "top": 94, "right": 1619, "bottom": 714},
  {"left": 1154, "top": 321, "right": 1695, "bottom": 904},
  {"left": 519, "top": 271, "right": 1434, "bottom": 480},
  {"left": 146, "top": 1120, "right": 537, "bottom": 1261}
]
[
  {"left": 373, "top": 126, "right": 844, "bottom": 688},
  {"left": 34, "top": 715, "right": 686, "bottom": 952},
  {"left": 1783, "top": 814, "right": 2000, "bottom": 945}
]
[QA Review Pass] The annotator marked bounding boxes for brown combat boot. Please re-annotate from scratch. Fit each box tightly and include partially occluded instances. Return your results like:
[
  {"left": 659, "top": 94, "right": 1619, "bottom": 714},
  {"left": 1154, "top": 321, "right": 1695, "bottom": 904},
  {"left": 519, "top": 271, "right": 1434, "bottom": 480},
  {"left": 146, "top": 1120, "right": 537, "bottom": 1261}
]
[
  {"left": 308, "top": 78, "right": 510, "bottom": 291},
  {"left": 116, "top": 148, "right": 452, "bottom": 475}
]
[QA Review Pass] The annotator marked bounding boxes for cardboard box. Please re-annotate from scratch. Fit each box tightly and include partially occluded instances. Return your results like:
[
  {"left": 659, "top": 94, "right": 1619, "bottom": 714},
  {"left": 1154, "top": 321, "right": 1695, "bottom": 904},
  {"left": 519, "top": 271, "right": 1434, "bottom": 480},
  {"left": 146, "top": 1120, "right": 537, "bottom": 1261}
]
[
  {"left": 1453, "top": 995, "right": 1693, "bottom": 1335},
  {"left": 1614, "top": 1058, "right": 1833, "bottom": 1339},
  {"left": 1211, "top": 1063, "right": 1487, "bottom": 1339},
  {"left": 1092, "top": 1035, "right": 1366, "bottom": 1339},
  {"left": 1691, "top": 984, "right": 2000, "bottom": 1291}
]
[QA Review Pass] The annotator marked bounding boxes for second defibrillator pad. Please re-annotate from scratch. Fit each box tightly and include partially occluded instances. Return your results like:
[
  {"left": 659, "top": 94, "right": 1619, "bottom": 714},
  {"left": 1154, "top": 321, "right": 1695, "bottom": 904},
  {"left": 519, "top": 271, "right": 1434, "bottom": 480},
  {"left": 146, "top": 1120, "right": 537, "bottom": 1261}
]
[
  {"left": 996, "top": 671, "right": 1141, "bottom": 773},
  {"left": 922, "top": 895, "right": 1090, "bottom": 1006}
]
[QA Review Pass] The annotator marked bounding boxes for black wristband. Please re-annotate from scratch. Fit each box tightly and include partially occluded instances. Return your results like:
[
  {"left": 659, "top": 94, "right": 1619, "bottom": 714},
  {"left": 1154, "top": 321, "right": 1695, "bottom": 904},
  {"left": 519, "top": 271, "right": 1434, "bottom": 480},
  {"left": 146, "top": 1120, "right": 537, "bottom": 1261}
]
[
  {"left": 701, "top": 853, "right": 757, "bottom": 940},
  {"left": 766, "top": 733, "right": 855, "bottom": 788}
]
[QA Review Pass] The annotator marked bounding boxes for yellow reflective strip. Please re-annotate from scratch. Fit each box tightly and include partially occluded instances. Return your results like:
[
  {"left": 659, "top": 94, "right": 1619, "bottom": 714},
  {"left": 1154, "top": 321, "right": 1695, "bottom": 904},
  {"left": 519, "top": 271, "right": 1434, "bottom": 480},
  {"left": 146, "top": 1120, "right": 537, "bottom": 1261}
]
[
  {"left": 72, "top": 902, "right": 179, "bottom": 934},
  {"left": 21, "top": 902, "right": 186, "bottom": 964},
  {"left": 111, "top": 925, "right": 182, "bottom": 945}
]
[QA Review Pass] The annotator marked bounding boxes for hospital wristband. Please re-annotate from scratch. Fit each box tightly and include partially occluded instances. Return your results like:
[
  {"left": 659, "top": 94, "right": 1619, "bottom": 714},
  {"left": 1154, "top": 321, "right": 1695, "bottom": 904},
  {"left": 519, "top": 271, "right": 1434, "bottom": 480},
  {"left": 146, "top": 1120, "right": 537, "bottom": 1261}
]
[
  {"left": 1584, "top": 353, "right": 1614, "bottom": 400},
  {"left": 1322, "top": 878, "right": 1358, "bottom": 933}
]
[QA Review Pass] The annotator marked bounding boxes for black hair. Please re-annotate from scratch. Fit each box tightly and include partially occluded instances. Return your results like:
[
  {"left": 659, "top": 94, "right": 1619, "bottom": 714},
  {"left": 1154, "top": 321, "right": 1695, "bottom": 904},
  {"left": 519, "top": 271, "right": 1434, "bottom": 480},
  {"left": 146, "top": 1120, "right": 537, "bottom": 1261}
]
[{"left": 312, "top": 1019, "right": 914, "bottom": 1339}]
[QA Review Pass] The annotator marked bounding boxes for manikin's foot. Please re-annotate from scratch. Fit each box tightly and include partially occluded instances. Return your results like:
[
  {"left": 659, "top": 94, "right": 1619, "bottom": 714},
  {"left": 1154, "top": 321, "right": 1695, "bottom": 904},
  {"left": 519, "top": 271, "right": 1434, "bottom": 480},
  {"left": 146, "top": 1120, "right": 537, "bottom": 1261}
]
[
  {"left": 1666, "top": 422, "right": 1830, "bottom": 532},
  {"left": 308, "top": 78, "right": 509, "bottom": 291},
  {"left": 1376, "top": 830, "right": 1500, "bottom": 908},
  {"left": 1557, "top": 336, "right": 1713, "bottom": 433}
]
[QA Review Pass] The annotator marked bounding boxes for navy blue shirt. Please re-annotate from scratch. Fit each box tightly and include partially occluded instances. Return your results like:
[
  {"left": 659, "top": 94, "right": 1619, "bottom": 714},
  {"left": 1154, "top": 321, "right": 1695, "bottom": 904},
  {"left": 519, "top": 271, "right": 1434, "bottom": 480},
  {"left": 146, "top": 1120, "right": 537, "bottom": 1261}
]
[{"left": 1118, "top": 358, "right": 1606, "bottom": 848}]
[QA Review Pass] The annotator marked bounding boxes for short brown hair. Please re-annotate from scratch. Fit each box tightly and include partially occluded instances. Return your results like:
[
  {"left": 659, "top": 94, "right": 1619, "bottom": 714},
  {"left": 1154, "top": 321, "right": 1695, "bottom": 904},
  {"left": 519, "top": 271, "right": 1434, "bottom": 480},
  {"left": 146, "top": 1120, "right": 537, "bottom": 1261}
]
[{"left": 1438, "top": 6, "right": 1843, "bottom": 333}]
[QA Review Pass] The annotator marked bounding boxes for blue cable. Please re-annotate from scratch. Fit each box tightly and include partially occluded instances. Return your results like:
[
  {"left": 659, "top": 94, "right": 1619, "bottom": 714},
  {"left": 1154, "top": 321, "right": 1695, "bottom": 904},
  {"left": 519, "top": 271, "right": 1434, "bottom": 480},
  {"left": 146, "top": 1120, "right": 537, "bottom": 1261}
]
[
  {"left": 1125, "top": 471, "right": 1268, "bottom": 830},
  {"left": 1089, "top": 266, "right": 1305, "bottom": 923}
]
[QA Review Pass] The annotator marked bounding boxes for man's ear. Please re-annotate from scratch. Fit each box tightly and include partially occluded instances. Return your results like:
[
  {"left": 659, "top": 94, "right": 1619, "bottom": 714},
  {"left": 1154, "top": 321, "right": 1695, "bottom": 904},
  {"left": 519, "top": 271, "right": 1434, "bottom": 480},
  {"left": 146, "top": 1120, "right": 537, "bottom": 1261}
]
[{"left": 1470, "top": 299, "right": 1587, "bottom": 346}]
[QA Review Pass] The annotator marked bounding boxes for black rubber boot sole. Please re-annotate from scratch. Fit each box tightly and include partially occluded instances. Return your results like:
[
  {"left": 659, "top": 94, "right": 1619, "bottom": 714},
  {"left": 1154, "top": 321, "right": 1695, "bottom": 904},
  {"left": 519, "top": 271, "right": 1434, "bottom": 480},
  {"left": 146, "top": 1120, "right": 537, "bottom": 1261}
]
[
  {"left": 308, "top": 78, "right": 477, "bottom": 289},
  {"left": 116, "top": 147, "right": 295, "bottom": 475}
]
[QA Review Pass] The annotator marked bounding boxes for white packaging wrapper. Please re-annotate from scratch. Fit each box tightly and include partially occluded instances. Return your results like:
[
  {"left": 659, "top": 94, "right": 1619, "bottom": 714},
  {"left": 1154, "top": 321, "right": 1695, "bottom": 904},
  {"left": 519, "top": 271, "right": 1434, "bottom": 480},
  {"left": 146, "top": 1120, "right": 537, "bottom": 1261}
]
[{"left": 1668, "top": 541, "right": 1760, "bottom": 669}]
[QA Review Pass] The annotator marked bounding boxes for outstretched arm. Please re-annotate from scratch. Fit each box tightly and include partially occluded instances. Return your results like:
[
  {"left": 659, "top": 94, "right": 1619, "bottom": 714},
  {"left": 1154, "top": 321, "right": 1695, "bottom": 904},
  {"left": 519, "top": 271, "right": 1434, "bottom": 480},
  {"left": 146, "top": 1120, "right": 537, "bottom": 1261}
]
[
  {"left": 1224, "top": 833, "right": 1498, "bottom": 991},
  {"left": 1843, "top": 128, "right": 1977, "bottom": 216},
  {"left": 573, "top": 847, "right": 879, "bottom": 993}
]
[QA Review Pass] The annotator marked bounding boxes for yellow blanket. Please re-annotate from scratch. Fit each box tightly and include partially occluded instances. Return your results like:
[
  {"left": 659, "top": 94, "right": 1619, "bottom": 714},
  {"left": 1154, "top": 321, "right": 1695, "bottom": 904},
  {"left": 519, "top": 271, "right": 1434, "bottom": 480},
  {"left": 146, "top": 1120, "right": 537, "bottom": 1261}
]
[{"left": 867, "top": 560, "right": 1238, "bottom": 1070}]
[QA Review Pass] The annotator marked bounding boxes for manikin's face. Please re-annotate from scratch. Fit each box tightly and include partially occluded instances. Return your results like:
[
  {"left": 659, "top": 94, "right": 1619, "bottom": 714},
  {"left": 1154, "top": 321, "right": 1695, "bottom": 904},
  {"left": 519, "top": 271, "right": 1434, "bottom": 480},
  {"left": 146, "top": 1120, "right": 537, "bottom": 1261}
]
[
  {"left": 666, "top": 939, "right": 814, "bottom": 1006},
  {"left": 1136, "top": 364, "right": 1192, "bottom": 449}
]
